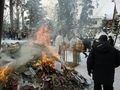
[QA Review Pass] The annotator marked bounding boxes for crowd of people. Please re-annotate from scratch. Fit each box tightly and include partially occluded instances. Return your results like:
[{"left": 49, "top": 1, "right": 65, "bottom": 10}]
[
  {"left": 54, "top": 32, "right": 94, "bottom": 58},
  {"left": 2, "top": 30, "right": 36, "bottom": 40}
]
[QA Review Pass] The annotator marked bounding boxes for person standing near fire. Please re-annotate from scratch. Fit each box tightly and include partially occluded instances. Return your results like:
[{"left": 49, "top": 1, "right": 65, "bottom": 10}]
[
  {"left": 17, "top": 31, "right": 22, "bottom": 40},
  {"left": 54, "top": 32, "right": 63, "bottom": 54},
  {"left": 70, "top": 34, "right": 83, "bottom": 63},
  {"left": 87, "top": 35, "right": 120, "bottom": 90}
]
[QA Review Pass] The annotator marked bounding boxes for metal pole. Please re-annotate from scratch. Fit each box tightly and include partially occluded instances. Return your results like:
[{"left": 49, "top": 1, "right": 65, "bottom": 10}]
[{"left": 0, "top": 0, "right": 5, "bottom": 48}]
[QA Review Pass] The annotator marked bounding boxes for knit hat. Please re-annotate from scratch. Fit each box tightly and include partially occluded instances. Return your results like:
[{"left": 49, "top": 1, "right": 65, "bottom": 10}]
[{"left": 99, "top": 35, "right": 107, "bottom": 42}]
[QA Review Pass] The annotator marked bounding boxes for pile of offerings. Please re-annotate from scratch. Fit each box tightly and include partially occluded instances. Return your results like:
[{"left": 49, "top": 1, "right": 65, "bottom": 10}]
[{"left": 0, "top": 42, "right": 90, "bottom": 90}]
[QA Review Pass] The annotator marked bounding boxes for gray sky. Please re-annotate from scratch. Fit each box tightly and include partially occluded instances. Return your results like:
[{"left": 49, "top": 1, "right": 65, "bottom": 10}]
[{"left": 93, "top": 0, "right": 120, "bottom": 19}]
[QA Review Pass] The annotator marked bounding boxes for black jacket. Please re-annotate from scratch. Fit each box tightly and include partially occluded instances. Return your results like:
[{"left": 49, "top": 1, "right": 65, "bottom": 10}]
[{"left": 87, "top": 41, "right": 120, "bottom": 84}]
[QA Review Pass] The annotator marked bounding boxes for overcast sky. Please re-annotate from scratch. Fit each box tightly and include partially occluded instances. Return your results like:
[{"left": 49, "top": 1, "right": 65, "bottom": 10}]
[
  {"left": 93, "top": 0, "right": 120, "bottom": 19},
  {"left": 41, "top": 0, "right": 120, "bottom": 19}
]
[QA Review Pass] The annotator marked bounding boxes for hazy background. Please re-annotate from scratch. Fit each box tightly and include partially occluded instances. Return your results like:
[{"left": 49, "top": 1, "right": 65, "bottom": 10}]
[{"left": 41, "top": 0, "right": 120, "bottom": 19}]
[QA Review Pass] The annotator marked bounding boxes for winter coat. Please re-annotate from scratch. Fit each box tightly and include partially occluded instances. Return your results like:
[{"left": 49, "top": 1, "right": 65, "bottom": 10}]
[
  {"left": 87, "top": 41, "right": 120, "bottom": 84},
  {"left": 83, "top": 38, "right": 91, "bottom": 51}
]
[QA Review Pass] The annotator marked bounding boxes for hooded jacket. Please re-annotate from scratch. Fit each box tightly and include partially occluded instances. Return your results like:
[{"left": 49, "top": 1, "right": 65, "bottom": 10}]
[{"left": 87, "top": 41, "right": 120, "bottom": 84}]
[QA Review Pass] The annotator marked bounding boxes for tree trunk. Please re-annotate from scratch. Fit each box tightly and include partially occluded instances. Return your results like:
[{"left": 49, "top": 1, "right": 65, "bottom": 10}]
[
  {"left": 0, "top": 0, "right": 5, "bottom": 47},
  {"left": 10, "top": 0, "right": 14, "bottom": 30},
  {"left": 21, "top": 0, "right": 25, "bottom": 31},
  {"left": 16, "top": 0, "right": 20, "bottom": 30},
  {"left": 21, "top": 10, "right": 24, "bottom": 31}
]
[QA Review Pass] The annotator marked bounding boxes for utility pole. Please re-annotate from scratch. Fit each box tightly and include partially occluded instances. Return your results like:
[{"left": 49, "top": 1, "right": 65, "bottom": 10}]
[{"left": 0, "top": 0, "right": 5, "bottom": 48}]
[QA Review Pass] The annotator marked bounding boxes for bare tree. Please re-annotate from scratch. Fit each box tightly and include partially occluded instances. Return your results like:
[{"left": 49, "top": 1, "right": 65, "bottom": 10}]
[
  {"left": 0, "top": 0, "right": 5, "bottom": 46},
  {"left": 10, "top": 0, "right": 14, "bottom": 30}
]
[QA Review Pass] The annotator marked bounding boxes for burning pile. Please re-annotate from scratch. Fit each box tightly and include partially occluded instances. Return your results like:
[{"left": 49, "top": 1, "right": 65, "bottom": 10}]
[
  {"left": 0, "top": 64, "right": 14, "bottom": 85},
  {"left": 1, "top": 53, "right": 89, "bottom": 90},
  {"left": 0, "top": 25, "right": 90, "bottom": 90}
]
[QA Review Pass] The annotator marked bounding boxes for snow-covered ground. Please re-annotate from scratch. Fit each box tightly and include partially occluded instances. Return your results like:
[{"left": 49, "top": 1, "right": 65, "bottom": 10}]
[{"left": 1, "top": 39, "right": 120, "bottom": 90}]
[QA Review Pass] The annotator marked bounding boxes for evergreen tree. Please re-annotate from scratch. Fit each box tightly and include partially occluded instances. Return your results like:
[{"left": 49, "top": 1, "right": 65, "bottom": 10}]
[
  {"left": 79, "top": 0, "right": 94, "bottom": 32},
  {"left": 25, "top": 0, "right": 43, "bottom": 30},
  {"left": 57, "top": 0, "right": 77, "bottom": 36}
]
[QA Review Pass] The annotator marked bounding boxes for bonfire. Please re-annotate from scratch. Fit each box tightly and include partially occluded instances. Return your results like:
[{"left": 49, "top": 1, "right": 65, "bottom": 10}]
[{"left": 0, "top": 25, "right": 90, "bottom": 90}]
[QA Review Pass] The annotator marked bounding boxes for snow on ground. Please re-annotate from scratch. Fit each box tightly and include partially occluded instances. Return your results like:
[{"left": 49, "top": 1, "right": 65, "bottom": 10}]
[
  {"left": 75, "top": 53, "right": 94, "bottom": 90},
  {"left": 1, "top": 39, "right": 27, "bottom": 44},
  {"left": 1, "top": 39, "right": 120, "bottom": 90}
]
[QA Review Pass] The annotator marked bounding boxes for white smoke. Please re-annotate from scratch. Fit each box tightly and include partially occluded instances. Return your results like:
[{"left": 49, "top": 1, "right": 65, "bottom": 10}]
[
  {"left": 15, "top": 42, "right": 42, "bottom": 68},
  {"left": 0, "top": 41, "right": 43, "bottom": 69},
  {"left": 0, "top": 53, "right": 16, "bottom": 66}
]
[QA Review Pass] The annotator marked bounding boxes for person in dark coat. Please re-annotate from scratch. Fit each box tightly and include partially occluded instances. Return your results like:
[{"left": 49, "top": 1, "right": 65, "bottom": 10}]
[
  {"left": 87, "top": 35, "right": 120, "bottom": 90},
  {"left": 82, "top": 37, "right": 88, "bottom": 58},
  {"left": 108, "top": 36, "right": 114, "bottom": 46},
  {"left": 82, "top": 37, "right": 91, "bottom": 58}
]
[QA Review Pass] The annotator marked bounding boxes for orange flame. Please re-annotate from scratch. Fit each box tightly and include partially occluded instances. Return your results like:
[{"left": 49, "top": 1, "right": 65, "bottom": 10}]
[
  {"left": 35, "top": 24, "right": 59, "bottom": 58},
  {"left": 0, "top": 64, "right": 14, "bottom": 84},
  {"left": 36, "top": 52, "right": 55, "bottom": 68},
  {"left": 35, "top": 25, "right": 51, "bottom": 45}
]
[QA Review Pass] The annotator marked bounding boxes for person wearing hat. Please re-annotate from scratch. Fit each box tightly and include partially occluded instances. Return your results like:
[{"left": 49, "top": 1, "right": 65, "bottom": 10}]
[{"left": 87, "top": 35, "right": 120, "bottom": 90}]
